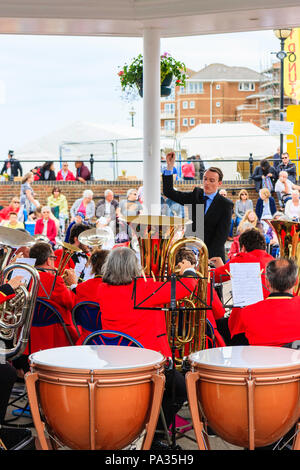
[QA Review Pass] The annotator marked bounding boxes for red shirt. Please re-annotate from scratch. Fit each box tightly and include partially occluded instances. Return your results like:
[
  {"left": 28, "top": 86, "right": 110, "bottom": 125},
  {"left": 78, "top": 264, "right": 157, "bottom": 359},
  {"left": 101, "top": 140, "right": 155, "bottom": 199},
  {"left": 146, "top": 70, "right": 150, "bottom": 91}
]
[
  {"left": 233, "top": 294, "right": 300, "bottom": 346},
  {"left": 98, "top": 277, "right": 197, "bottom": 358},
  {"left": 56, "top": 169, "right": 76, "bottom": 181}
]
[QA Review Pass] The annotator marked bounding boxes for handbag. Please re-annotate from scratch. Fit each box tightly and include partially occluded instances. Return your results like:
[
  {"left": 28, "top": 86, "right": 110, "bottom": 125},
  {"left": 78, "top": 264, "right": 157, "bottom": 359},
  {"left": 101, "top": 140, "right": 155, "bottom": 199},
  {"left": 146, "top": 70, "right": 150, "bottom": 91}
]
[{"left": 262, "top": 175, "right": 273, "bottom": 192}]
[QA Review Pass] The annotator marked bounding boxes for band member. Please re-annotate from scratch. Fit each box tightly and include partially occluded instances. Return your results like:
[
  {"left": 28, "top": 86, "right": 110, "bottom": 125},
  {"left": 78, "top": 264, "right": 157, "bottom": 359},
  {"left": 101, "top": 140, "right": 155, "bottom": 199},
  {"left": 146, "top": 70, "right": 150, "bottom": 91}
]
[
  {"left": 68, "top": 224, "right": 92, "bottom": 282},
  {"left": 27, "top": 242, "right": 78, "bottom": 354},
  {"left": 97, "top": 246, "right": 197, "bottom": 435},
  {"left": 231, "top": 258, "right": 300, "bottom": 346}
]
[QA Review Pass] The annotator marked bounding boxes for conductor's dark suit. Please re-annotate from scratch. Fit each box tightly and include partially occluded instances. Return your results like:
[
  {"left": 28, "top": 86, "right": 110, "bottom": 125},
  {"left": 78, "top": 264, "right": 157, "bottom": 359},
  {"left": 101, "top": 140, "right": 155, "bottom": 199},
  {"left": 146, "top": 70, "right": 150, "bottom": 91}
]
[{"left": 162, "top": 174, "right": 233, "bottom": 261}]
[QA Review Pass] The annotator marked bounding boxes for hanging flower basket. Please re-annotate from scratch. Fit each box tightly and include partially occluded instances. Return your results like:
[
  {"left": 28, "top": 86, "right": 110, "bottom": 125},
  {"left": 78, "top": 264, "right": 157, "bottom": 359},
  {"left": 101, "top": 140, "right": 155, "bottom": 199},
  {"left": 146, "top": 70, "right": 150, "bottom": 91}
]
[{"left": 118, "top": 52, "right": 187, "bottom": 99}]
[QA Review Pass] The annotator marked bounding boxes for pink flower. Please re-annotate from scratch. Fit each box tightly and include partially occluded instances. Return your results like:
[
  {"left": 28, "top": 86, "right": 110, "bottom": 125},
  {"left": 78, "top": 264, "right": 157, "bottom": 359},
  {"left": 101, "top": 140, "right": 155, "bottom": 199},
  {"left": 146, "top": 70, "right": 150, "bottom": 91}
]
[{"left": 118, "top": 70, "right": 124, "bottom": 76}]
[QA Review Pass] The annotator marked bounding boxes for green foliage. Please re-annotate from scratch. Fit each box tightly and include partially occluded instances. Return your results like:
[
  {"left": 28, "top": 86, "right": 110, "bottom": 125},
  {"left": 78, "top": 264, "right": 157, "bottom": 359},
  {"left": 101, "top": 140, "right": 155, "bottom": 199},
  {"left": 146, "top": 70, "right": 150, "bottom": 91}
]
[{"left": 118, "top": 52, "right": 187, "bottom": 94}]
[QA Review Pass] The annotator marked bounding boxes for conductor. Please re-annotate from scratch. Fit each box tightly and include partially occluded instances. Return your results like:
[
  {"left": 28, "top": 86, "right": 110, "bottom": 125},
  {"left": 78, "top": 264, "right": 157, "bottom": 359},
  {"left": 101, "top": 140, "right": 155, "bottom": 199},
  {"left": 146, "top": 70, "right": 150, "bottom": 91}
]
[{"left": 162, "top": 151, "right": 233, "bottom": 261}]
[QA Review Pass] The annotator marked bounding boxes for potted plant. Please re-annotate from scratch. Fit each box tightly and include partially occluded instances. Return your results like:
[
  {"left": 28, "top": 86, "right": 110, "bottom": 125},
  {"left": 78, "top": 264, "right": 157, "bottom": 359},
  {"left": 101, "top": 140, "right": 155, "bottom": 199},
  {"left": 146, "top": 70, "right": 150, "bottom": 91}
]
[{"left": 118, "top": 52, "right": 187, "bottom": 98}]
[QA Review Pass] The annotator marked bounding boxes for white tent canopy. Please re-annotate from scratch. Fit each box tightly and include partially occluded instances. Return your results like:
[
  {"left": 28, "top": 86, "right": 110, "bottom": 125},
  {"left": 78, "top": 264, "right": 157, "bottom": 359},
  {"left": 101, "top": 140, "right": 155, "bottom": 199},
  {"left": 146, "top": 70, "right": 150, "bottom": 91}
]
[
  {"left": 15, "top": 120, "right": 177, "bottom": 180},
  {"left": 180, "top": 122, "right": 280, "bottom": 180}
]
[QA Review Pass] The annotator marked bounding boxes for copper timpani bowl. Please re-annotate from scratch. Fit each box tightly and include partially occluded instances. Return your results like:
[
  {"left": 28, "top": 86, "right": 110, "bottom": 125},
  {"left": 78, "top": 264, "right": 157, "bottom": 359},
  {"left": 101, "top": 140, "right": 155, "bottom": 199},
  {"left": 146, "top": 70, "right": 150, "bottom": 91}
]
[
  {"left": 25, "top": 345, "right": 166, "bottom": 450},
  {"left": 186, "top": 346, "right": 300, "bottom": 450}
]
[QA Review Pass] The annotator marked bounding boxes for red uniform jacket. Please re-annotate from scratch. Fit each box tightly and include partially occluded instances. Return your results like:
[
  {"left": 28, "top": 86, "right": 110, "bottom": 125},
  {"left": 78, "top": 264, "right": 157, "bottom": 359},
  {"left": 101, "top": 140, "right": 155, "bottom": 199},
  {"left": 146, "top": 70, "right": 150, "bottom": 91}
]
[
  {"left": 34, "top": 218, "right": 57, "bottom": 244},
  {"left": 74, "top": 276, "right": 102, "bottom": 304},
  {"left": 97, "top": 276, "right": 197, "bottom": 358},
  {"left": 0, "top": 284, "right": 15, "bottom": 304},
  {"left": 233, "top": 293, "right": 300, "bottom": 346},
  {"left": 26, "top": 270, "right": 77, "bottom": 354}
]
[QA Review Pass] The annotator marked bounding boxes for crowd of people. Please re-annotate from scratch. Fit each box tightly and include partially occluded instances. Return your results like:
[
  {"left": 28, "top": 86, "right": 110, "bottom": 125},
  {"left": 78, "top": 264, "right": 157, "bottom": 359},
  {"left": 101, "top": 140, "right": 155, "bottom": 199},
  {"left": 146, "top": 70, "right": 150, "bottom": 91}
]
[{"left": 1, "top": 148, "right": 300, "bottom": 451}]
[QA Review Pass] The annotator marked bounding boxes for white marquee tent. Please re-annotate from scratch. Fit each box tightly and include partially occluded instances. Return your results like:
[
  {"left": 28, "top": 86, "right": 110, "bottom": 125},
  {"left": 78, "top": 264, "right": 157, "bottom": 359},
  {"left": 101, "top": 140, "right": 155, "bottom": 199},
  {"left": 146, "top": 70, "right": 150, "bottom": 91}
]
[{"left": 179, "top": 122, "right": 280, "bottom": 180}]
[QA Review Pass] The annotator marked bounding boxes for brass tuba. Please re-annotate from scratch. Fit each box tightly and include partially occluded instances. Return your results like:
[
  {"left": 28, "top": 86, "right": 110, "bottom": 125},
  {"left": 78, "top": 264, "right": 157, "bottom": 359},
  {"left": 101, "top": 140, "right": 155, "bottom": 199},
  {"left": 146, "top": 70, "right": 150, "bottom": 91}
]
[
  {"left": 0, "top": 263, "right": 40, "bottom": 360},
  {"left": 166, "top": 237, "right": 209, "bottom": 364},
  {"left": 125, "top": 215, "right": 209, "bottom": 365}
]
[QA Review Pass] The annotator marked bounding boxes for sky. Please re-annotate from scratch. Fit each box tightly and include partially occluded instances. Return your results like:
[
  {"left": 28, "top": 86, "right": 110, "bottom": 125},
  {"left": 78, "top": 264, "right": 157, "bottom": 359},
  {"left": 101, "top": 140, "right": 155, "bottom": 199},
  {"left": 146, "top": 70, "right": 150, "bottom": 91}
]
[{"left": 0, "top": 29, "right": 281, "bottom": 158}]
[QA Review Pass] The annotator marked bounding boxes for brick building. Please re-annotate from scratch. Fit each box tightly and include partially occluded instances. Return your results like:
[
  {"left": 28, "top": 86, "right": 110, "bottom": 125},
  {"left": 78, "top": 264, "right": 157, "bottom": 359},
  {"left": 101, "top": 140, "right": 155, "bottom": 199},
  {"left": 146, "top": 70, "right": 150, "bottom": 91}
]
[{"left": 160, "top": 63, "right": 262, "bottom": 135}]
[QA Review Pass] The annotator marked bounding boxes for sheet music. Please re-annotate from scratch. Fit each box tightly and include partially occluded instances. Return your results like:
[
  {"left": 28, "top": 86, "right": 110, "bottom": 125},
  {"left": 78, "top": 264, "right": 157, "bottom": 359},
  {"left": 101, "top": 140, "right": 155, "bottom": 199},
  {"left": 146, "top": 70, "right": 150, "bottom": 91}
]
[
  {"left": 10, "top": 258, "right": 36, "bottom": 286},
  {"left": 230, "top": 263, "right": 263, "bottom": 307}
]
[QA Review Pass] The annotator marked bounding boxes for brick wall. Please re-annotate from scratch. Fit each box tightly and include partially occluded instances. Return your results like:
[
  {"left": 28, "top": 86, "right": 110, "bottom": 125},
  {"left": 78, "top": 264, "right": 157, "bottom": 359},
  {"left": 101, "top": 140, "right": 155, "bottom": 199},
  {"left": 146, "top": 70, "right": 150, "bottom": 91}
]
[{"left": 0, "top": 179, "right": 272, "bottom": 213}]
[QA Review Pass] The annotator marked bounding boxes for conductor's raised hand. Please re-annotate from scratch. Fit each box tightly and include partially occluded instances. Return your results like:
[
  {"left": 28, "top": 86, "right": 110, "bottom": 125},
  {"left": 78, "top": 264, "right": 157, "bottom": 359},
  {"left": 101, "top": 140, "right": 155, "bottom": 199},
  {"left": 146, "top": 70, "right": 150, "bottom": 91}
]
[{"left": 166, "top": 151, "right": 176, "bottom": 170}]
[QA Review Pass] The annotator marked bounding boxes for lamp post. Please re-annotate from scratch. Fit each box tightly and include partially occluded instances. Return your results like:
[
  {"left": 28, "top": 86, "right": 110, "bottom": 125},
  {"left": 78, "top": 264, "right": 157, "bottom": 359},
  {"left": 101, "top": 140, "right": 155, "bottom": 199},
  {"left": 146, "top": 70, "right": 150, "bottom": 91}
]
[
  {"left": 273, "top": 28, "right": 292, "bottom": 157},
  {"left": 129, "top": 106, "right": 136, "bottom": 127}
]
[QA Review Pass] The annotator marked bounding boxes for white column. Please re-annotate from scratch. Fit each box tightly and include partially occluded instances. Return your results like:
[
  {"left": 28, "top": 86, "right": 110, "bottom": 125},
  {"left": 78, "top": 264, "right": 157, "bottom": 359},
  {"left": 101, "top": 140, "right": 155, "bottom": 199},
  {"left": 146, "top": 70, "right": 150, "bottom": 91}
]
[{"left": 143, "top": 28, "right": 161, "bottom": 215}]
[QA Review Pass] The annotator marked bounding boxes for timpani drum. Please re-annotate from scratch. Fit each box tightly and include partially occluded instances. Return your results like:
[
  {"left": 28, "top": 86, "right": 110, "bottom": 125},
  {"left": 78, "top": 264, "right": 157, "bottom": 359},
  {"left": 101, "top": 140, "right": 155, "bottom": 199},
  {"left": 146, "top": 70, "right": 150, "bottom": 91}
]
[
  {"left": 25, "top": 345, "right": 165, "bottom": 450},
  {"left": 186, "top": 346, "right": 300, "bottom": 450}
]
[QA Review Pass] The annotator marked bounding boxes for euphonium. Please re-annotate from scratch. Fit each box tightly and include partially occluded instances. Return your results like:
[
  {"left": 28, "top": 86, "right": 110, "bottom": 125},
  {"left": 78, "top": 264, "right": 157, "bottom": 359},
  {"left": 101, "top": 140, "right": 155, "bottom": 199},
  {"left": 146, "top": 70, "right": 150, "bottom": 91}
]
[
  {"left": 56, "top": 240, "right": 82, "bottom": 276},
  {"left": 166, "top": 237, "right": 209, "bottom": 364},
  {"left": 0, "top": 263, "right": 40, "bottom": 360}
]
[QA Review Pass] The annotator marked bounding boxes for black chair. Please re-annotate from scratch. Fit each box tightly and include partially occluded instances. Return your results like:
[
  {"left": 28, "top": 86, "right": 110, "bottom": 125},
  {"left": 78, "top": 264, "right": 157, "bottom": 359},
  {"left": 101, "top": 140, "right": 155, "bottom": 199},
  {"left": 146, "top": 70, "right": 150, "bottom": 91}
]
[{"left": 71, "top": 301, "right": 102, "bottom": 338}]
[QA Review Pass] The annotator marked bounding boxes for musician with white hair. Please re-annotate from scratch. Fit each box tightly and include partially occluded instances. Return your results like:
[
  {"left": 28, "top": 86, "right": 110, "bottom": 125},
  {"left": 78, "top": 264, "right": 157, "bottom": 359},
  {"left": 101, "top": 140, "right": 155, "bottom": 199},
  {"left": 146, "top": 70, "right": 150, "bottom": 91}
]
[{"left": 70, "top": 189, "right": 95, "bottom": 222}]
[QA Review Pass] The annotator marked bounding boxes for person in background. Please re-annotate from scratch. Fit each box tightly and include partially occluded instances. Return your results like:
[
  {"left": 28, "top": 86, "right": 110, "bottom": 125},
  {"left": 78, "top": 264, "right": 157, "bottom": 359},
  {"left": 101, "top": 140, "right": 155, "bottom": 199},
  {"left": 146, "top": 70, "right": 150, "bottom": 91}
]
[
  {"left": 39, "top": 161, "right": 56, "bottom": 181},
  {"left": 64, "top": 212, "right": 87, "bottom": 243},
  {"left": 274, "top": 170, "right": 300, "bottom": 206},
  {"left": 1, "top": 150, "right": 23, "bottom": 180},
  {"left": 227, "top": 221, "right": 253, "bottom": 259},
  {"left": 284, "top": 190, "right": 300, "bottom": 221},
  {"left": 20, "top": 172, "right": 40, "bottom": 218},
  {"left": 34, "top": 206, "right": 57, "bottom": 246},
  {"left": 182, "top": 159, "right": 195, "bottom": 180},
  {"left": 56, "top": 162, "right": 76, "bottom": 181},
  {"left": 2, "top": 212, "right": 24, "bottom": 229},
  {"left": 265, "top": 211, "right": 286, "bottom": 258},
  {"left": 255, "top": 187, "right": 276, "bottom": 232},
  {"left": 273, "top": 147, "right": 281, "bottom": 171},
  {"left": 0, "top": 197, "right": 21, "bottom": 222},
  {"left": 191, "top": 154, "right": 205, "bottom": 180},
  {"left": 119, "top": 188, "right": 143, "bottom": 218},
  {"left": 70, "top": 190, "right": 95, "bottom": 222},
  {"left": 234, "top": 189, "right": 253, "bottom": 228},
  {"left": 47, "top": 186, "right": 69, "bottom": 234},
  {"left": 75, "top": 160, "right": 91, "bottom": 182},
  {"left": 237, "top": 209, "right": 264, "bottom": 235},
  {"left": 250, "top": 159, "right": 277, "bottom": 193},
  {"left": 95, "top": 189, "right": 119, "bottom": 233},
  {"left": 277, "top": 152, "right": 296, "bottom": 183}
]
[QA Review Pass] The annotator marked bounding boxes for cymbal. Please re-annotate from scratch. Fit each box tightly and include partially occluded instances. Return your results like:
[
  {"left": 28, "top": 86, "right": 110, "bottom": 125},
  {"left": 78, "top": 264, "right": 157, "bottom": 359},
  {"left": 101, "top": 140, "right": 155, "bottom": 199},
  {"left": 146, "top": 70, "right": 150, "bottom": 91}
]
[
  {"left": 121, "top": 214, "right": 192, "bottom": 227},
  {"left": 0, "top": 226, "right": 35, "bottom": 247}
]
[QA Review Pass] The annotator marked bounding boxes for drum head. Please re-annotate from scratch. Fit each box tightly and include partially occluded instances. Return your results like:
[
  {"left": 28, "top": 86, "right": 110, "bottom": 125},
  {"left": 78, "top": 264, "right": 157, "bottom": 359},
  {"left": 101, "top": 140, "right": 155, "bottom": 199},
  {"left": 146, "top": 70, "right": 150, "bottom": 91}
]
[
  {"left": 189, "top": 346, "right": 300, "bottom": 369},
  {"left": 29, "top": 345, "right": 164, "bottom": 370}
]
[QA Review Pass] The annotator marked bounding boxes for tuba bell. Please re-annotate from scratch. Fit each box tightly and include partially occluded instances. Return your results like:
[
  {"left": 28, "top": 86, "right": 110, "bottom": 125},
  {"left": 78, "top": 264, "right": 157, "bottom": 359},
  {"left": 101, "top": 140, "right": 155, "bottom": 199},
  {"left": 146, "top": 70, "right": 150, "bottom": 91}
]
[{"left": 0, "top": 263, "right": 40, "bottom": 360}]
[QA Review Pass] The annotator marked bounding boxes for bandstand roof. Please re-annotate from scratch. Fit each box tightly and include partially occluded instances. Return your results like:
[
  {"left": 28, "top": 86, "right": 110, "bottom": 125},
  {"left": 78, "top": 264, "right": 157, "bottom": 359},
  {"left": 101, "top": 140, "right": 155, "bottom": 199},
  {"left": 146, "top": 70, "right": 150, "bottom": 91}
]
[{"left": 0, "top": 0, "right": 299, "bottom": 37}]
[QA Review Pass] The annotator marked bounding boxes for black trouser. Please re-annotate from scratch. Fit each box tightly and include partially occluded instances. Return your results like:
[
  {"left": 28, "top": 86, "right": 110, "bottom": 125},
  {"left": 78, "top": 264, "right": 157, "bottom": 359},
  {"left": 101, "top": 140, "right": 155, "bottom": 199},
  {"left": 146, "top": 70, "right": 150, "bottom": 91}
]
[
  {"left": 157, "top": 368, "right": 187, "bottom": 430},
  {"left": 0, "top": 363, "right": 17, "bottom": 424}
]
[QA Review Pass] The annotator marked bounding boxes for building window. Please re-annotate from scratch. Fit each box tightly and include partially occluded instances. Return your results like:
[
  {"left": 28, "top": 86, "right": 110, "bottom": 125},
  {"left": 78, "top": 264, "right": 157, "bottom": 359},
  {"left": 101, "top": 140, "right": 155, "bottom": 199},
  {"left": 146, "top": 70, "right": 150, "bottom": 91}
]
[
  {"left": 182, "top": 118, "right": 188, "bottom": 126},
  {"left": 182, "top": 101, "right": 188, "bottom": 109},
  {"left": 216, "top": 84, "right": 221, "bottom": 90},
  {"left": 190, "top": 100, "right": 195, "bottom": 109},
  {"left": 164, "top": 103, "right": 175, "bottom": 113},
  {"left": 182, "top": 81, "right": 203, "bottom": 94},
  {"left": 190, "top": 118, "right": 195, "bottom": 126},
  {"left": 216, "top": 102, "right": 221, "bottom": 107},
  {"left": 165, "top": 120, "right": 175, "bottom": 130},
  {"left": 238, "top": 82, "right": 255, "bottom": 91}
]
